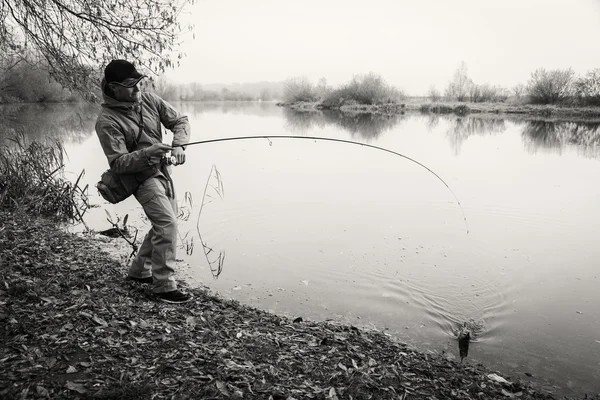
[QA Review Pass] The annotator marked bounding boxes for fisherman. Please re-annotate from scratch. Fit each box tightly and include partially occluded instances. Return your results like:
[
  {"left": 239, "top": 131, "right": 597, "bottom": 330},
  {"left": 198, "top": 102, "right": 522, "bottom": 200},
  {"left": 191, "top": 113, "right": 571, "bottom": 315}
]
[{"left": 95, "top": 59, "right": 192, "bottom": 304}]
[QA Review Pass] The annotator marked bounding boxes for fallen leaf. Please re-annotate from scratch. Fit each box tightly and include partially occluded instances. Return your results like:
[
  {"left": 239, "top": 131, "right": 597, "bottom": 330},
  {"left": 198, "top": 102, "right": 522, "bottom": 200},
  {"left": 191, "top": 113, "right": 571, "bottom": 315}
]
[
  {"left": 216, "top": 380, "right": 230, "bottom": 396},
  {"left": 92, "top": 315, "right": 108, "bottom": 327},
  {"left": 488, "top": 373, "right": 511, "bottom": 384},
  {"left": 36, "top": 385, "right": 49, "bottom": 397},
  {"left": 65, "top": 381, "right": 87, "bottom": 394},
  {"left": 66, "top": 365, "right": 77, "bottom": 373},
  {"left": 328, "top": 387, "right": 339, "bottom": 400},
  {"left": 236, "top": 332, "right": 243, "bottom": 339}
]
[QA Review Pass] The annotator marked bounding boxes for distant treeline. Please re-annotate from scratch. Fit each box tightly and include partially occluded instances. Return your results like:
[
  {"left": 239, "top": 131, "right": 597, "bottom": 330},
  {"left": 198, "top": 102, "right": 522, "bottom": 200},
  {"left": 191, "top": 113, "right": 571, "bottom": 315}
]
[
  {"left": 0, "top": 56, "right": 80, "bottom": 103},
  {"left": 149, "top": 78, "right": 284, "bottom": 102},
  {"left": 0, "top": 54, "right": 284, "bottom": 104},
  {"left": 428, "top": 62, "right": 600, "bottom": 106},
  {"left": 2, "top": 54, "right": 599, "bottom": 107},
  {"left": 283, "top": 63, "right": 600, "bottom": 107}
]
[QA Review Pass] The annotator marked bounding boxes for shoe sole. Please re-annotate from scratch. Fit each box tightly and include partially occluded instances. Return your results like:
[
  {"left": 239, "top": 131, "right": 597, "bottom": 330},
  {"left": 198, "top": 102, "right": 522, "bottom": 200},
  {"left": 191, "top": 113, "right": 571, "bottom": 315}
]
[
  {"left": 157, "top": 296, "right": 193, "bottom": 304},
  {"left": 127, "top": 277, "right": 153, "bottom": 284}
]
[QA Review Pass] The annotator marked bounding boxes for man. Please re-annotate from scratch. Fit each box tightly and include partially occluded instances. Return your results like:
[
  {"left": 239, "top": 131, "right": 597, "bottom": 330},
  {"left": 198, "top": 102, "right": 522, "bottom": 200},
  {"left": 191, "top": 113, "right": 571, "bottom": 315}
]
[{"left": 95, "top": 59, "right": 192, "bottom": 303}]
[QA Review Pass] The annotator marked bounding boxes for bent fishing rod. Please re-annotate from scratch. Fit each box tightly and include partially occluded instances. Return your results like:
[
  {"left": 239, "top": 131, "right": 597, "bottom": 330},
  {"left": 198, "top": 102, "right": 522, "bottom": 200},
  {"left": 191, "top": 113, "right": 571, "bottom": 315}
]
[{"left": 170, "top": 135, "right": 469, "bottom": 234}]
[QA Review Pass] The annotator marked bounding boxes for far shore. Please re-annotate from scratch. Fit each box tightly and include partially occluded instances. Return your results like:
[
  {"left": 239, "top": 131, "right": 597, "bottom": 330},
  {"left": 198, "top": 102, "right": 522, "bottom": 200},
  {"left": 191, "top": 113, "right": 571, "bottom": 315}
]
[{"left": 277, "top": 100, "right": 600, "bottom": 120}]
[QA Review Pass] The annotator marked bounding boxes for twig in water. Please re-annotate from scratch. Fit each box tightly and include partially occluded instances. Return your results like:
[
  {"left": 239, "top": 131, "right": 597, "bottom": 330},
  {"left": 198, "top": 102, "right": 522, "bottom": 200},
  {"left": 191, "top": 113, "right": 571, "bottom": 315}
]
[
  {"left": 177, "top": 191, "right": 193, "bottom": 221},
  {"left": 197, "top": 165, "right": 225, "bottom": 278},
  {"left": 177, "top": 230, "right": 194, "bottom": 256},
  {"left": 104, "top": 211, "right": 139, "bottom": 259}
]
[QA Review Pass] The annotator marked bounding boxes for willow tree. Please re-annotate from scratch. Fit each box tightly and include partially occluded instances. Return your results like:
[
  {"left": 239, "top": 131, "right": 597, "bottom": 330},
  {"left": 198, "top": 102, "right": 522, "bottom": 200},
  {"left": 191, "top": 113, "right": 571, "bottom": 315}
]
[{"left": 0, "top": 0, "right": 193, "bottom": 99}]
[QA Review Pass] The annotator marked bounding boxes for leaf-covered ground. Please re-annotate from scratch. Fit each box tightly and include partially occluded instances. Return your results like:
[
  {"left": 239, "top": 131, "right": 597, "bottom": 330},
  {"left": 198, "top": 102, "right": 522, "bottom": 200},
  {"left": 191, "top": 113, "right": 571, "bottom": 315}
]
[{"left": 0, "top": 211, "right": 596, "bottom": 400}]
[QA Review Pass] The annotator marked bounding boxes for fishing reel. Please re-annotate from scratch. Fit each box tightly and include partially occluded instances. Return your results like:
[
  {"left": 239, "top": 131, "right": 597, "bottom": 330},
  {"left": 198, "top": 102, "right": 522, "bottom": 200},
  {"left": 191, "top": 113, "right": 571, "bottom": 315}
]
[{"left": 161, "top": 154, "right": 178, "bottom": 166}]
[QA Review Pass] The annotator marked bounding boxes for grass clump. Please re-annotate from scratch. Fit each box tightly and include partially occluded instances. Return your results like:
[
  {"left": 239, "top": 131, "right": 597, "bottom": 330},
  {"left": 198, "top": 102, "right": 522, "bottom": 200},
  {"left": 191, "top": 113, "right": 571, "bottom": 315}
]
[{"left": 0, "top": 132, "right": 89, "bottom": 222}]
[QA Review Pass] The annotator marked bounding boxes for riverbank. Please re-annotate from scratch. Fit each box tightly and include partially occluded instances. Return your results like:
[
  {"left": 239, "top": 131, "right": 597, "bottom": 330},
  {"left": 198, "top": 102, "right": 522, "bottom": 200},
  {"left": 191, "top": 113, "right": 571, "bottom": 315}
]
[
  {"left": 278, "top": 100, "right": 600, "bottom": 120},
  {"left": 0, "top": 211, "right": 596, "bottom": 399}
]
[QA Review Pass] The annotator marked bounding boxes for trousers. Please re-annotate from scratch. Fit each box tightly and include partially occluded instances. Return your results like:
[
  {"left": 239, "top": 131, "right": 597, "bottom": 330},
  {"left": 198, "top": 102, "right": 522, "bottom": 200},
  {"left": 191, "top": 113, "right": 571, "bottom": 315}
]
[{"left": 129, "top": 176, "right": 178, "bottom": 293}]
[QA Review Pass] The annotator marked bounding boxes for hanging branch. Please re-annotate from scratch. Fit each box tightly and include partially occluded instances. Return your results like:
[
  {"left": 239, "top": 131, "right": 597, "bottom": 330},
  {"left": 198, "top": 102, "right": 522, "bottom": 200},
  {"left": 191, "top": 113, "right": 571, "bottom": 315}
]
[{"left": 1, "top": 0, "right": 195, "bottom": 97}]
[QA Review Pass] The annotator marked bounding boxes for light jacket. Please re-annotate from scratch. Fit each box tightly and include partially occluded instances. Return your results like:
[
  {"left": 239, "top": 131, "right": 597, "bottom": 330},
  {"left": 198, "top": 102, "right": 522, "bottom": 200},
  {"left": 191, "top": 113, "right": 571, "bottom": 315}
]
[{"left": 95, "top": 87, "right": 190, "bottom": 175}]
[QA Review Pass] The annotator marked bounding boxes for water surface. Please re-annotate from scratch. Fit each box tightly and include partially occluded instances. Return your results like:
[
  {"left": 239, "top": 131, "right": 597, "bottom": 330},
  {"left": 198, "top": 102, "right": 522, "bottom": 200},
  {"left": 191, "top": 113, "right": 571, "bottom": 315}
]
[{"left": 4, "top": 102, "right": 600, "bottom": 397}]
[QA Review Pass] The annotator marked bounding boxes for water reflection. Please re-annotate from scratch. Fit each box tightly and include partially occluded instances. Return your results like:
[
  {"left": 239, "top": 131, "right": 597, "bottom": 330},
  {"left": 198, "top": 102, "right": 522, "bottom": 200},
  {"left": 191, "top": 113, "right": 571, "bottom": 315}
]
[
  {"left": 283, "top": 109, "right": 406, "bottom": 139},
  {"left": 0, "top": 103, "right": 98, "bottom": 144},
  {"left": 521, "top": 120, "right": 600, "bottom": 158},
  {"left": 443, "top": 116, "right": 507, "bottom": 154},
  {"left": 174, "top": 101, "right": 282, "bottom": 118}
]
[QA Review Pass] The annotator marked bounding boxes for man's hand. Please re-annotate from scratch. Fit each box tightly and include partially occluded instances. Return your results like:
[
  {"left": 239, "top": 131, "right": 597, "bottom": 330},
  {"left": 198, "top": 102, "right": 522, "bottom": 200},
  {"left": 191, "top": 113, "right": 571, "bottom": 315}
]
[
  {"left": 145, "top": 143, "right": 172, "bottom": 158},
  {"left": 171, "top": 146, "right": 186, "bottom": 166},
  {"left": 144, "top": 143, "right": 172, "bottom": 164}
]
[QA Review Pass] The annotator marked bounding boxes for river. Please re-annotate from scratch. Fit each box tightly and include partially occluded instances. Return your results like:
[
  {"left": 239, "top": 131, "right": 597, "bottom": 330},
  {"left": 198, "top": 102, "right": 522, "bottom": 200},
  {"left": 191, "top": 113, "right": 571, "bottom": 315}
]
[{"left": 2, "top": 101, "right": 600, "bottom": 397}]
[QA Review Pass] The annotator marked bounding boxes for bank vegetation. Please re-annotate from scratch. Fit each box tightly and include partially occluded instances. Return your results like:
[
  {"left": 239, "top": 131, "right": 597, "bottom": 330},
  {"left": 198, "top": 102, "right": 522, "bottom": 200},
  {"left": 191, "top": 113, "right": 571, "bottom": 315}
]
[{"left": 279, "top": 63, "right": 600, "bottom": 116}]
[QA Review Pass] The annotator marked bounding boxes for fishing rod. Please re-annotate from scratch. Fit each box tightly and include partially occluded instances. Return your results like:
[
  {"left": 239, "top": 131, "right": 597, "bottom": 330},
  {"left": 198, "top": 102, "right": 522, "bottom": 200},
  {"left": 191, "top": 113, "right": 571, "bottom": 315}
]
[{"left": 170, "top": 135, "right": 469, "bottom": 234}]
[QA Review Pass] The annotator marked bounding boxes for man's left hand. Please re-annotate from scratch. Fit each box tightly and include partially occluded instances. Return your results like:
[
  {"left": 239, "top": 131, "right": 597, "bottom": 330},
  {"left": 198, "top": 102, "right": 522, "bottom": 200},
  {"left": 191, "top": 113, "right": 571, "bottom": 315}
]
[{"left": 171, "top": 147, "right": 186, "bottom": 165}]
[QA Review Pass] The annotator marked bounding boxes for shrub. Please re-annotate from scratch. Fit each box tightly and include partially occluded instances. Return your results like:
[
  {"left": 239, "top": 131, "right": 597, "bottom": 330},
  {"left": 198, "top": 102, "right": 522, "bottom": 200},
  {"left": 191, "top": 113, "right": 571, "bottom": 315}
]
[
  {"left": 428, "top": 85, "right": 441, "bottom": 102},
  {"left": 0, "top": 133, "right": 89, "bottom": 221},
  {"left": 527, "top": 68, "right": 574, "bottom": 104},
  {"left": 322, "top": 73, "right": 404, "bottom": 106},
  {"left": 453, "top": 104, "right": 470, "bottom": 115},
  {"left": 573, "top": 69, "right": 600, "bottom": 106},
  {"left": 283, "top": 77, "right": 317, "bottom": 103}
]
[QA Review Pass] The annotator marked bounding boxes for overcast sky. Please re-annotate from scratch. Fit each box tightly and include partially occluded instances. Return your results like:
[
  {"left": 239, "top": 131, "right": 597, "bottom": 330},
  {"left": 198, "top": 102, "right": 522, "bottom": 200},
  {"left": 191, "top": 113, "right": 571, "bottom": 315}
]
[{"left": 164, "top": 0, "right": 600, "bottom": 95}]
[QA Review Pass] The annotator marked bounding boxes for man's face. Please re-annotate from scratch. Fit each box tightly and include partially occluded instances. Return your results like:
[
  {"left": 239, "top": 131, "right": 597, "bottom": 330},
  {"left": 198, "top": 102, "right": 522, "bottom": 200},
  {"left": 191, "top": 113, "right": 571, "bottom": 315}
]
[{"left": 109, "top": 78, "right": 142, "bottom": 102}]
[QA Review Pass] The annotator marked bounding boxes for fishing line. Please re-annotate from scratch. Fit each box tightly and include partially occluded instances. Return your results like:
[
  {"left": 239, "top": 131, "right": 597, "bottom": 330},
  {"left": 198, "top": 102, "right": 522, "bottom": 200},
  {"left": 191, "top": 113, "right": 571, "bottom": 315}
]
[{"left": 174, "top": 135, "right": 469, "bottom": 234}]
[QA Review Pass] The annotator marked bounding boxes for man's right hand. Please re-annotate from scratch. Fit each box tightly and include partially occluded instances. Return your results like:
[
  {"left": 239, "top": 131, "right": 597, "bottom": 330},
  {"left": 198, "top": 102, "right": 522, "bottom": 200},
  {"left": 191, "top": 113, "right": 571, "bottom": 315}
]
[{"left": 144, "top": 143, "right": 172, "bottom": 159}]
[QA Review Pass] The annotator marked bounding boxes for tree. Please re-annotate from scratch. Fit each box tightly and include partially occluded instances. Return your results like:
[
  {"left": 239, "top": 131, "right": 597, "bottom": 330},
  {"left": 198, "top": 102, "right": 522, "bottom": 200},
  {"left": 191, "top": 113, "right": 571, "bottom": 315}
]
[
  {"left": 573, "top": 68, "right": 600, "bottom": 105},
  {"left": 512, "top": 84, "right": 526, "bottom": 100},
  {"left": 0, "top": 0, "right": 193, "bottom": 99},
  {"left": 283, "top": 77, "right": 316, "bottom": 103},
  {"left": 428, "top": 85, "right": 441, "bottom": 102},
  {"left": 527, "top": 68, "right": 574, "bottom": 104},
  {"left": 445, "top": 62, "right": 472, "bottom": 102},
  {"left": 315, "top": 77, "right": 330, "bottom": 100}
]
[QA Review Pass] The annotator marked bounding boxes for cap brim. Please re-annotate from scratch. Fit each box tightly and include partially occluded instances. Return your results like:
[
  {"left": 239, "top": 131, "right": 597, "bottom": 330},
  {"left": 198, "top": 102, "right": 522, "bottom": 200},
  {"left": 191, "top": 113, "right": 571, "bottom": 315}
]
[{"left": 113, "top": 75, "right": 146, "bottom": 88}]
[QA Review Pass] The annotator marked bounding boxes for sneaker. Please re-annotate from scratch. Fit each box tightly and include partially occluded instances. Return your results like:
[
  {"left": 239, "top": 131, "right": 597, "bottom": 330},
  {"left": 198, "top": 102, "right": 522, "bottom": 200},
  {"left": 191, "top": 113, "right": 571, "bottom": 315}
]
[
  {"left": 155, "top": 290, "right": 192, "bottom": 304},
  {"left": 127, "top": 276, "right": 153, "bottom": 284}
]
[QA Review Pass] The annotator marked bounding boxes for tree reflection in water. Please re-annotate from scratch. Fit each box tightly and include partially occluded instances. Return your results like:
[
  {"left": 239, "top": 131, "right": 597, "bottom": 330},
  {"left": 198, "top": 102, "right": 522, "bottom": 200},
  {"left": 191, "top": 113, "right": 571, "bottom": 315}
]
[
  {"left": 0, "top": 103, "right": 98, "bottom": 144},
  {"left": 443, "top": 116, "right": 507, "bottom": 155},
  {"left": 521, "top": 120, "right": 600, "bottom": 155},
  {"left": 282, "top": 108, "right": 406, "bottom": 139}
]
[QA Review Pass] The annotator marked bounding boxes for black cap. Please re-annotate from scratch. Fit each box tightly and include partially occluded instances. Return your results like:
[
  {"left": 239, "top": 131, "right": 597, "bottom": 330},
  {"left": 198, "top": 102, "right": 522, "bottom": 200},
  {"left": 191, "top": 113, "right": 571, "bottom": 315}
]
[{"left": 104, "top": 60, "right": 146, "bottom": 87}]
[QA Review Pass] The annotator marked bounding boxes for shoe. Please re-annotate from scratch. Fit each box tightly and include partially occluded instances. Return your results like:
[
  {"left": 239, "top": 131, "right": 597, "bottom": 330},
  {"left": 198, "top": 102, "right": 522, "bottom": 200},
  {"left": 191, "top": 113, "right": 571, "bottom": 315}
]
[
  {"left": 155, "top": 290, "right": 192, "bottom": 304},
  {"left": 127, "top": 276, "right": 153, "bottom": 284}
]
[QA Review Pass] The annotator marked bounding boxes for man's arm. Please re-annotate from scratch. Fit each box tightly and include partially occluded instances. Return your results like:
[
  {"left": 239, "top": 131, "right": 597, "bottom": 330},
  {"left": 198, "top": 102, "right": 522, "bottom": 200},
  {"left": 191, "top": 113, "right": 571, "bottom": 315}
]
[
  {"left": 150, "top": 93, "right": 191, "bottom": 148},
  {"left": 95, "top": 121, "right": 155, "bottom": 173}
]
